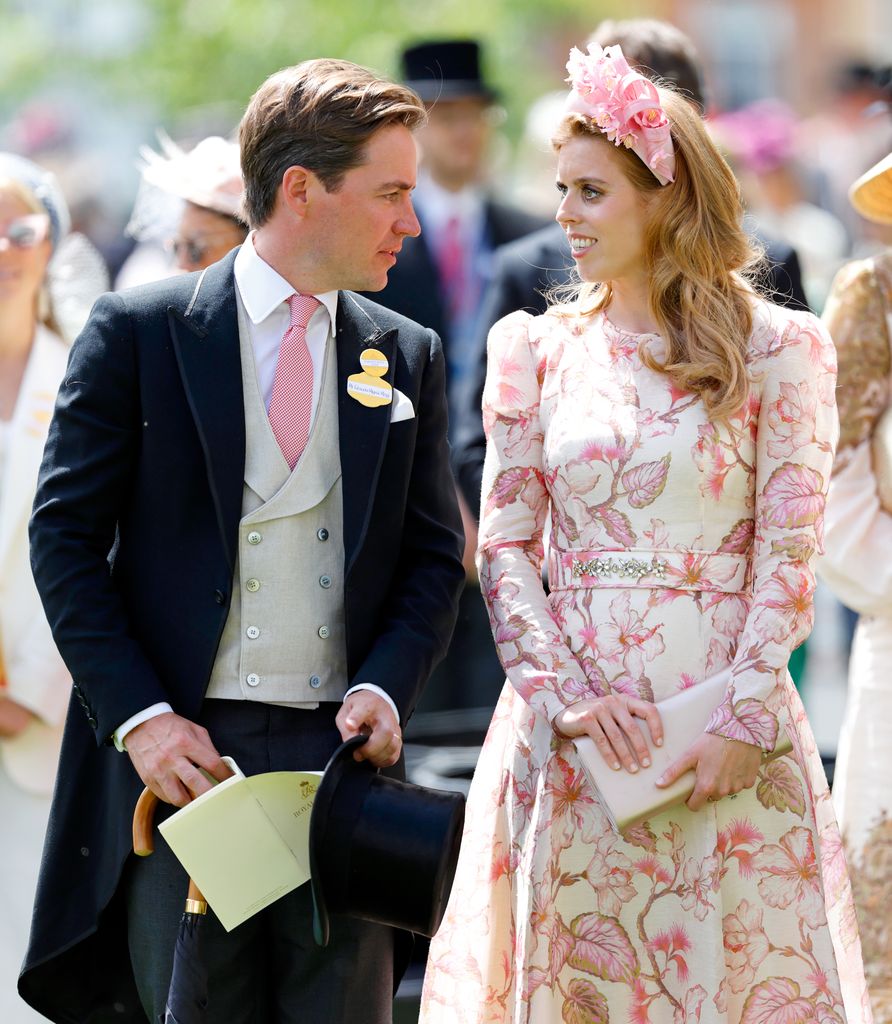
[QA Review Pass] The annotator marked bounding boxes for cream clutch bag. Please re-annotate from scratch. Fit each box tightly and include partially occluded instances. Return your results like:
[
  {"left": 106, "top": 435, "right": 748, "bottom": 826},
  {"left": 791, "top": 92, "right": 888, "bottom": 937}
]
[
  {"left": 573, "top": 668, "right": 793, "bottom": 834},
  {"left": 872, "top": 404, "right": 892, "bottom": 513}
]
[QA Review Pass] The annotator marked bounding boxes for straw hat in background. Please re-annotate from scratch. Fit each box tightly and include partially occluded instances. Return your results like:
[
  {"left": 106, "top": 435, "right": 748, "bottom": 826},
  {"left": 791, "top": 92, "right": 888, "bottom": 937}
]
[{"left": 850, "top": 150, "right": 892, "bottom": 224}]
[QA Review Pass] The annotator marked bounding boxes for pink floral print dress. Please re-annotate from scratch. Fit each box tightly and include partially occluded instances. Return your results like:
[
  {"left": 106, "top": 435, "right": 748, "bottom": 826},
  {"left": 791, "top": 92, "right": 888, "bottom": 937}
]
[{"left": 419, "top": 303, "right": 871, "bottom": 1024}]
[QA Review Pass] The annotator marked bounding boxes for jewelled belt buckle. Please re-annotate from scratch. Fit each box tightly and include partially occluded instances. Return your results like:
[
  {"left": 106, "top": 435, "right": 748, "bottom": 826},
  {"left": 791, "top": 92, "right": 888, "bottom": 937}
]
[{"left": 570, "top": 555, "right": 668, "bottom": 581}]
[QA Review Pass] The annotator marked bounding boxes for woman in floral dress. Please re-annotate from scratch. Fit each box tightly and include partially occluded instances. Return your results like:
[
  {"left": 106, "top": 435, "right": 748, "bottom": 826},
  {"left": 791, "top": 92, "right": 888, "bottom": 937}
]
[
  {"left": 820, "top": 150, "right": 892, "bottom": 1024},
  {"left": 420, "top": 44, "right": 870, "bottom": 1024}
]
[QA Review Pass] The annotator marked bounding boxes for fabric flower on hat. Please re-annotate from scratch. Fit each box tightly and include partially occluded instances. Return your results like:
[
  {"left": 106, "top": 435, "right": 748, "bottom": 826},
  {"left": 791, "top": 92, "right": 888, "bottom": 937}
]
[{"left": 564, "top": 43, "right": 676, "bottom": 186}]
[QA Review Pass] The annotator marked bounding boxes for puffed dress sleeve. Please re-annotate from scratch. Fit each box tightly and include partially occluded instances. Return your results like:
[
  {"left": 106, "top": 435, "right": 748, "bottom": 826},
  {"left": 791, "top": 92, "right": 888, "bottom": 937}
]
[{"left": 476, "top": 311, "right": 601, "bottom": 726}]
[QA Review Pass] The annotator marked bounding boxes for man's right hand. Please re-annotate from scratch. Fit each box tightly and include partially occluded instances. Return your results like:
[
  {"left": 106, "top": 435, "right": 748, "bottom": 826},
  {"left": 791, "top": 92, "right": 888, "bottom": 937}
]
[{"left": 124, "top": 712, "right": 232, "bottom": 806}]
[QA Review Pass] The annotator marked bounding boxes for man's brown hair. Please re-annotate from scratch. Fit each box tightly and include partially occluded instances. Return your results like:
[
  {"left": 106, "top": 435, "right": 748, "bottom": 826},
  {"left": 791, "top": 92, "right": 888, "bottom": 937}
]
[{"left": 239, "top": 58, "right": 426, "bottom": 227}]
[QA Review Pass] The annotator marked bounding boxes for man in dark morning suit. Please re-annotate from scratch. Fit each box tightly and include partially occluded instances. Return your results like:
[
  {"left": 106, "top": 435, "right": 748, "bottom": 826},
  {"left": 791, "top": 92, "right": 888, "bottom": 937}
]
[
  {"left": 451, "top": 19, "right": 812, "bottom": 515},
  {"left": 21, "top": 60, "right": 464, "bottom": 1024}
]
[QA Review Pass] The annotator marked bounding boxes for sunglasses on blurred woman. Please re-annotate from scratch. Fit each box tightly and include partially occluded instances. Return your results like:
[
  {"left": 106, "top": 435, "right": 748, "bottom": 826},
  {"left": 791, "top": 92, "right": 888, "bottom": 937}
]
[
  {"left": 0, "top": 214, "right": 50, "bottom": 249},
  {"left": 165, "top": 233, "right": 236, "bottom": 267}
]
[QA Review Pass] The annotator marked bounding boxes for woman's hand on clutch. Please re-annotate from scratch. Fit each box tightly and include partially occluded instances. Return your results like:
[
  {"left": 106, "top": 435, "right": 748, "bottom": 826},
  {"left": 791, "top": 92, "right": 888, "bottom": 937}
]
[
  {"left": 656, "top": 732, "right": 762, "bottom": 811},
  {"left": 553, "top": 695, "right": 663, "bottom": 773}
]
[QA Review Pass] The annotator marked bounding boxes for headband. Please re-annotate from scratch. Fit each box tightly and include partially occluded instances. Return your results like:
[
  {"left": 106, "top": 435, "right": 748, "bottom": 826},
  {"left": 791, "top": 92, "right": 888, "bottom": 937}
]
[{"left": 565, "top": 44, "right": 676, "bottom": 186}]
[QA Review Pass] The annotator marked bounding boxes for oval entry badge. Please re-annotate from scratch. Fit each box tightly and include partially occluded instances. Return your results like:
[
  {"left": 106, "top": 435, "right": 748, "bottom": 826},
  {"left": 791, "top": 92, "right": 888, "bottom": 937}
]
[{"left": 347, "top": 348, "right": 393, "bottom": 408}]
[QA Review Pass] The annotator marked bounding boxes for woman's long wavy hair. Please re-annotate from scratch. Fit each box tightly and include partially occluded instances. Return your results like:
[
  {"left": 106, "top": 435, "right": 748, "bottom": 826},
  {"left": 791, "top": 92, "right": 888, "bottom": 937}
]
[{"left": 551, "top": 87, "right": 762, "bottom": 422}]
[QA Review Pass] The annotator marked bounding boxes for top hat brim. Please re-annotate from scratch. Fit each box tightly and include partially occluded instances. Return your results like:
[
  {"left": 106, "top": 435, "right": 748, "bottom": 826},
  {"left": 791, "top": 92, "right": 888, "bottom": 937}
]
[
  {"left": 406, "top": 79, "right": 498, "bottom": 104},
  {"left": 850, "top": 150, "right": 892, "bottom": 224},
  {"left": 309, "top": 734, "right": 371, "bottom": 947}
]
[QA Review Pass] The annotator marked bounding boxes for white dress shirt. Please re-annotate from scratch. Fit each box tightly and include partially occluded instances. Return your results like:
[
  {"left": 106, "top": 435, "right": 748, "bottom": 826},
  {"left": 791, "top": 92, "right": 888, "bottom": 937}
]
[
  {"left": 234, "top": 233, "right": 339, "bottom": 417},
  {"left": 114, "top": 237, "right": 397, "bottom": 750},
  {"left": 415, "top": 172, "right": 486, "bottom": 262}
]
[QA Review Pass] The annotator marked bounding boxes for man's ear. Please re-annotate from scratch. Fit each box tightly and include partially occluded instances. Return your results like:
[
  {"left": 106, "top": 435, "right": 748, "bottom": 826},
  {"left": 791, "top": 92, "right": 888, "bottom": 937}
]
[{"left": 280, "top": 165, "right": 312, "bottom": 218}]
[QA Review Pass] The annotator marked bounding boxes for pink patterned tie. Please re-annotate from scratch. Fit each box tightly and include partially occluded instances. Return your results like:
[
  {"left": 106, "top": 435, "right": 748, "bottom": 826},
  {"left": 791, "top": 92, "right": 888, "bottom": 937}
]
[
  {"left": 438, "top": 215, "right": 465, "bottom": 320},
  {"left": 268, "top": 293, "right": 320, "bottom": 470}
]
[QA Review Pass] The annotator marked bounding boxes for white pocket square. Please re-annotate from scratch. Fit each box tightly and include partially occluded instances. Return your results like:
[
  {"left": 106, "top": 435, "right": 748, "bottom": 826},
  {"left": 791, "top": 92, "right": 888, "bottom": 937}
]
[{"left": 390, "top": 388, "right": 415, "bottom": 423}]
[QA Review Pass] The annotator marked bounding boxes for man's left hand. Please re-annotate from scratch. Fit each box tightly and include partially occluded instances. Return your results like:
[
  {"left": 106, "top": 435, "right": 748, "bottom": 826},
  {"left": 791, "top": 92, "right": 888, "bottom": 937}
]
[{"left": 336, "top": 691, "right": 402, "bottom": 768}]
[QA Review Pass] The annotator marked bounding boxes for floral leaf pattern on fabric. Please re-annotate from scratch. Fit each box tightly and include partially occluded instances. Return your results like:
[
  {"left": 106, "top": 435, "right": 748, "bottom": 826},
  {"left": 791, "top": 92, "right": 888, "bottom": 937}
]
[
  {"left": 757, "top": 759, "right": 806, "bottom": 818},
  {"left": 761, "top": 464, "right": 826, "bottom": 530},
  {"left": 622, "top": 454, "right": 671, "bottom": 508},
  {"left": 723, "top": 899, "right": 771, "bottom": 993},
  {"left": 598, "top": 505, "right": 637, "bottom": 547},
  {"left": 485, "top": 465, "right": 544, "bottom": 515},
  {"left": 567, "top": 913, "right": 639, "bottom": 984},
  {"left": 419, "top": 307, "right": 870, "bottom": 1024},
  {"left": 562, "top": 977, "right": 610, "bottom": 1024},
  {"left": 706, "top": 696, "right": 780, "bottom": 750},
  {"left": 753, "top": 827, "right": 826, "bottom": 930},
  {"left": 739, "top": 977, "right": 817, "bottom": 1024},
  {"left": 718, "top": 517, "right": 755, "bottom": 554}
]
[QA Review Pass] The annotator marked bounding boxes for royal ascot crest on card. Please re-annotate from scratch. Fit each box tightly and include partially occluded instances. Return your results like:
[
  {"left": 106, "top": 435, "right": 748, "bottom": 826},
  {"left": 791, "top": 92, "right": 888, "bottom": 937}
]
[{"left": 347, "top": 348, "right": 393, "bottom": 408}]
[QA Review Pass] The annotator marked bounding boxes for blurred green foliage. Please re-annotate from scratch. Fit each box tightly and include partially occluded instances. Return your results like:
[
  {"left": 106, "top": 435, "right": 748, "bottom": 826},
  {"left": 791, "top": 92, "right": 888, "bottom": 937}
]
[{"left": 1, "top": 0, "right": 641, "bottom": 138}]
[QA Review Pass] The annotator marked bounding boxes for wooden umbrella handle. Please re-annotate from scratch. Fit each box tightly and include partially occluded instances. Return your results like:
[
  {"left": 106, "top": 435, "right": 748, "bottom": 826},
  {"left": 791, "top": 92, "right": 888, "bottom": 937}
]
[
  {"left": 132, "top": 786, "right": 207, "bottom": 907},
  {"left": 132, "top": 786, "right": 159, "bottom": 857}
]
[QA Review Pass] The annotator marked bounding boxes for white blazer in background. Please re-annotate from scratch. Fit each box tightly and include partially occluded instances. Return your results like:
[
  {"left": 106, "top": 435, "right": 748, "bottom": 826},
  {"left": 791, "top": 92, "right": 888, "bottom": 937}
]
[{"left": 0, "top": 325, "right": 72, "bottom": 796}]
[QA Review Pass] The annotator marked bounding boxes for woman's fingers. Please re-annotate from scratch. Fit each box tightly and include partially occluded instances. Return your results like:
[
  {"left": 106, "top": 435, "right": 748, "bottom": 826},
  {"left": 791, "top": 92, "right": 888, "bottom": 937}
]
[
  {"left": 610, "top": 705, "right": 653, "bottom": 769},
  {"left": 584, "top": 718, "right": 623, "bottom": 770},
  {"left": 592, "top": 706, "right": 639, "bottom": 771},
  {"left": 560, "top": 696, "right": 660, "bottom": 773},
  {"left": 629, "top": 698, "right": 664, "bottom": 748}
]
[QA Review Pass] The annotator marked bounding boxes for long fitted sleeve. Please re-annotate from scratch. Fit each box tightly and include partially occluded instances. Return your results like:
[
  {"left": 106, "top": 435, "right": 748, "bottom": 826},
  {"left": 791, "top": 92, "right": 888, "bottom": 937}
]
[
  {"left": 476, "top": 311, "right": 598, "bottom": 725},
  {"left": 706, "top": 311, "right": 839, "bottom": 750}
]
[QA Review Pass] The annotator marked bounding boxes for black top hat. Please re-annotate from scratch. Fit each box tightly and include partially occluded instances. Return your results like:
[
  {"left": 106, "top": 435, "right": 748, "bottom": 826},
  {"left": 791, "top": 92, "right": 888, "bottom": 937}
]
[
  {"left": 309, "top": 735, "right": 465, "bottom": 948},
  {"left": 401, "top": 40, "right": 498, "bottom": 103}
]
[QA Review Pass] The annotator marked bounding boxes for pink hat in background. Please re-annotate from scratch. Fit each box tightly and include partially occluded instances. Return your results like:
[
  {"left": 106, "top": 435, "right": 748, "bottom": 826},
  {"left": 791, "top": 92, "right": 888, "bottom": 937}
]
[{"left": 138, "top": 133, "right": 243, "bottom": 219}]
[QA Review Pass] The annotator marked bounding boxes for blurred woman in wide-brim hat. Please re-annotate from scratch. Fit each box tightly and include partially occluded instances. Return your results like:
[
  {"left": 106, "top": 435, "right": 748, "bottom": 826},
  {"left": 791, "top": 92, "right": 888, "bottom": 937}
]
[{"left": 820, "top": 148, "right": 892, "bottom": 1024}]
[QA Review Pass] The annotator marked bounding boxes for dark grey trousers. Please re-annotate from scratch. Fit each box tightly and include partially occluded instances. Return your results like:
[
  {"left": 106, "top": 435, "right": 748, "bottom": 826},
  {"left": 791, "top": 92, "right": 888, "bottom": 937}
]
[{"left": 122, "top": 699, "right": 395, "bottom": 1024}]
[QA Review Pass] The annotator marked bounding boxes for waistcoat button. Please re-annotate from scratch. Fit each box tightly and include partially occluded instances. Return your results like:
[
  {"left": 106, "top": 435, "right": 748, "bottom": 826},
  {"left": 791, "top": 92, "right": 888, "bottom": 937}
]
[
  {"left": 317, "top": 528, "right": 329, "bottom": 541},
  {"left": 309, "top": 675, "right": 322, "bottom": 688},
  {"left": 214, "top": 589, "right": 226, "bottom": 605},
  {"left": 319, "top": 575, "right": 332, "bottom": 589},
  {"left": 247, "top": 531, "right": 262, "bottom": 545},
  {"left": 246, "top": 673, "right": 260, "bottom": 687},
  {"left": 317, "top": 626, "right": 330, "bottom": 639},
  {"left": 246, "top": 578, "right": 261, "bottom": 593},
  {"left": 246, "top": 626, "right": 260, "bottom": 639}
]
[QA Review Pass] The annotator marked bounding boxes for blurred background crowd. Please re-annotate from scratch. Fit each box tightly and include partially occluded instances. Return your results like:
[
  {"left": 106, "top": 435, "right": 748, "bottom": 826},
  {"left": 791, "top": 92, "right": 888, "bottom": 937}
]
[{"left": 2, "top": 0, "right": 892, "bottom": 1020}]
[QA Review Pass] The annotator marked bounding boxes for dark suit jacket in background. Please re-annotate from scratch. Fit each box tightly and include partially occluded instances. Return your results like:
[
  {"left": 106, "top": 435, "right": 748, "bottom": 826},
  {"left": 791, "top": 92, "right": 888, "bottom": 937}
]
[
  {"left": 21, "top": 250, "right": 465, "bottom": 1023},
  {"left": 451, "top": 221, "right": 812, "bottom": 514},
  {"left": 366, "top": 199, "right": 548, "bottom": 391}
]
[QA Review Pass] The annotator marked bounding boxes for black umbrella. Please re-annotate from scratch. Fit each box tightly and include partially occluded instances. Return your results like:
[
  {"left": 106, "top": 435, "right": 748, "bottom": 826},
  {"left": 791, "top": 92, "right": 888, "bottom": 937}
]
[{"left": 132, "top": 787, "right": 210, "bottom": 1024}]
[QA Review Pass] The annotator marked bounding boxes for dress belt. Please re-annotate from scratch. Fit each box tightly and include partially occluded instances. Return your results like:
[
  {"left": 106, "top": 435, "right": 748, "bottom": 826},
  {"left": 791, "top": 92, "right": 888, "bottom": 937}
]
[{"left": 547, "top": 547, "right": 748, "bottom": 593}]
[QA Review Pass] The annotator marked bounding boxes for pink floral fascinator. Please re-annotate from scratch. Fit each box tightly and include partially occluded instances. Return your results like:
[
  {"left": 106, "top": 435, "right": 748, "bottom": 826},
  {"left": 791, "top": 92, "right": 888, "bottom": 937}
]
[{"left": 565, "top": 44, "right": 676, "bottom": 186}]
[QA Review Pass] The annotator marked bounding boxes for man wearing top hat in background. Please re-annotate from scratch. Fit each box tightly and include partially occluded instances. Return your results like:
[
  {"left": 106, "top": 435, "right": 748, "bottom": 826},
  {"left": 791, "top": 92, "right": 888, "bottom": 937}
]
[
  {"left": 21, "top": 58, "right": 464, "bottom": 1024},
  {"left": 370, "top": 40, "right": 547, "bottom": 724},
  {"left": 372, "top": 39, "right": 547, "bottom": 441}
]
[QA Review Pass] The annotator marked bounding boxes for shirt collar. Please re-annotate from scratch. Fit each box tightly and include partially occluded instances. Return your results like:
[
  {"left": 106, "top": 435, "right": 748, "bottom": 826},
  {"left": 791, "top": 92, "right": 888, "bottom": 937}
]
[
  {"left": 233, "top": 232, "right": 339, "bottom": 331},
  {"left": 415, "top": 172, "right": 485, "bottom": 234}
]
